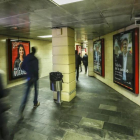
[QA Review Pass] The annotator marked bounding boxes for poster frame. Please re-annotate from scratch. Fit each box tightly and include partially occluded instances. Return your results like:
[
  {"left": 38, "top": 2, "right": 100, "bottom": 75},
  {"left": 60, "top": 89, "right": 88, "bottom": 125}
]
[
  {"left": 113, "top": 28, "right": 139, "bottom": 94},
  {"left": 7, "top": 39, "right": 30, "bottom": 80},
  {"left": 93, "top": 38, "right": 105, "bottom": 77}
]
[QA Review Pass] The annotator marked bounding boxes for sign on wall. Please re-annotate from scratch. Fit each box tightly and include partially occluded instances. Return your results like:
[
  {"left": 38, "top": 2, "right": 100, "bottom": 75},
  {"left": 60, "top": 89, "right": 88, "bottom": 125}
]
[
  {"left": 7, "top": 39, "right": 30, "bottom": 80},
  {"left": 113, "top": 28, "right": 139, "bottom": 94},
  {"left": 93, "top": 39, "right": 105, "bottom": 77}
]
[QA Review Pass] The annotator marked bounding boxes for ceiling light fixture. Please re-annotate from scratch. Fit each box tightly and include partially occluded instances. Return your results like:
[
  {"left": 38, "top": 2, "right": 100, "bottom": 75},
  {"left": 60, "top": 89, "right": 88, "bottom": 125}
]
[
  {"left": 37, "top": 35, "right": 52, "bottom": 38},
  {"left": 51, "top": 0, "right": 83, "bottom": 5}
]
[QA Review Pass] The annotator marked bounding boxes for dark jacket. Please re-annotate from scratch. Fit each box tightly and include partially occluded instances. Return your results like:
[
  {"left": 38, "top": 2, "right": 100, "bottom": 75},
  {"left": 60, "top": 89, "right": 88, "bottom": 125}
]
[
  {"left": 119, "top": 52, "right": 133, "bottom": 73},
  {"left": 83, "top": 54, "right": 88, "bottom": 66},
  {"left": 22, "top": 53, "right": 39, "bottom": 80},
  {"left": 75, "top": 54, "right": 81, "bottom": 68},
  {"left": 0, "top": 74, "right": 10, "bottom": 127},
  {"left": 79, "top": 56, "right": 82, "bottom": 65}
]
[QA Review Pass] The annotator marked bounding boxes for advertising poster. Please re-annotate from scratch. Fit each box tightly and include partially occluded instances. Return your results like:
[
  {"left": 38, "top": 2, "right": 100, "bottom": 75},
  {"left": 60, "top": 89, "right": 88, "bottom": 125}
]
[
  {"left": 93, "top": 40, "right": 102, "bottom": 75},
  {"left": 8, "top": 40, "right": 30, "bottom": 80},
  {"left": 113, "top": 30, "right": 135, "bottom": 91}
]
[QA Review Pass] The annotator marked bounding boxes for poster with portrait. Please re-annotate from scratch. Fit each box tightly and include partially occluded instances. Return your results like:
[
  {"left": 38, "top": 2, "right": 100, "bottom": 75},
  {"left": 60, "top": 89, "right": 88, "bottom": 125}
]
[
  {"left": 93, "top": 39, "right": 105, "bottom": 77},
  {"left": 7, "top": 39, "right": 30, "bottom": 80},
  {"left": 113, "top": 28, "right": 139, "bottom": 94}
]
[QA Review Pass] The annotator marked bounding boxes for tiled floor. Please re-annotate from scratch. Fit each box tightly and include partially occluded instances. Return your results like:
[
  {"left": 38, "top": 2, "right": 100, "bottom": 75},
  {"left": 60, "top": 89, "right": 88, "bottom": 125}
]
[{"left": 5, "top": 72, "right": 140, "bottom": 140}]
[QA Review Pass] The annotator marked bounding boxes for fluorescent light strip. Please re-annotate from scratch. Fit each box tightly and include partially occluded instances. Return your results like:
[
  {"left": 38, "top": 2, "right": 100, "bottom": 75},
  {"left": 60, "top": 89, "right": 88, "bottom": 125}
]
[
  {"left": 38, "top": 35, "right": 52, "bottom": 38},
  {"left": 52, "top": 0, "right": 83, "bottom": 5}
]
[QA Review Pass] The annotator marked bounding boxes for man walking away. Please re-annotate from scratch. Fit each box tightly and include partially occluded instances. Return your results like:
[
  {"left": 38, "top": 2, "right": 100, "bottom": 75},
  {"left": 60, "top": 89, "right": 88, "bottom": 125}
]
[
  {"left": 83, "top": 53, "right": 88, "bottom": 74},
  {"left": 75, "top": 50, "right": 81, "bottom": 81},
  {"left": 79, "top": 53, "right": 82, "bottom": 72},
  {"left": 19, "top": 47, "right": 40, "bottom": 117}
]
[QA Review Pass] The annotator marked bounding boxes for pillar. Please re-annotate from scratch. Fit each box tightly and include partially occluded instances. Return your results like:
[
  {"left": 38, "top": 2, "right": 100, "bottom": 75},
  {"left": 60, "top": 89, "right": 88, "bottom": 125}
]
[
  {"left": 52, "top": 27, "right": 76, "bottom": 102},
  {"left": 88, "top": 40, "right": 94, "bottom": 77}
]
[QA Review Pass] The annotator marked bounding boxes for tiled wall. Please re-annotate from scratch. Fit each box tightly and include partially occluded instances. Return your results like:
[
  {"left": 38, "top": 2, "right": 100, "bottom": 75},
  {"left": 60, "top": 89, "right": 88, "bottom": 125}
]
[
  {"left": 88, "top": 25, "right": 140, "bottom": 106},
  {"left": 0, "top": 35, "right": 52, "bottom": 88}
]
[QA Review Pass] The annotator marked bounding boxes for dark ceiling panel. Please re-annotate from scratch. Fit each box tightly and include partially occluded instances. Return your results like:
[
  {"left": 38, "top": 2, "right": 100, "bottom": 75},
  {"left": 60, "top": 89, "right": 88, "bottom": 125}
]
[
  {"left": 134, "top": 3, "right": 140, "bottom": 16},
  {"left": 61, "top": 0, "right": 99, "bottom": 14},
  {"left": 18, "top": 0, "right": 55, "bottom": 11},
  {"left": 0, "top": 0, "right": 55, "bottom": 19},
  {"left": 103, "top": 5, "right": 132, "bottom": 17},
  {"left": 28, "top": 13, "right": 46, "bottom": 22},
  {"left": 83, "top": 18, "right": 106, "bottom": 25},
  {"left": 74, "top": 12, "right": 101, "bottom": 20},
  {"left": 0, "top": 2, "right": 26, "bottom": 18},
  {"left": 34, "top": 6, "right": 70, "bottom": 20},
  {"left": 61, "top": 21, "right": 85, "bottom": 28},
  {"left": 0, "top": 17, "right": 26, "bottom": 26},
  {"left": 94, "top": 0, "right": 133, "bottom": 11},
  {"left": 30, "top": 20, "right": 53, "bottom": 28},
  {"left": 51, "top": 15, "right": 79, "bottom": 24},
  {"left": 74, "top": 24, "right": 107, "bottom": 37},
  {"left": 106, "top": 15, "right": 132, "bottom": 23}
]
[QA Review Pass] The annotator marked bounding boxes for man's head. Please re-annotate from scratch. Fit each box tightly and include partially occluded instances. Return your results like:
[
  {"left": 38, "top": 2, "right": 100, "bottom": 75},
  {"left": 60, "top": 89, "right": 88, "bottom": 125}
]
[
  {"left": 75, "top": 50, "right": 78, "bottom": 55},
  {"left": 122, "top": 38, "right": 128, "bottom": 54},
  {"left": 32, "top": 47, "right": 37, "bottom": 54}
]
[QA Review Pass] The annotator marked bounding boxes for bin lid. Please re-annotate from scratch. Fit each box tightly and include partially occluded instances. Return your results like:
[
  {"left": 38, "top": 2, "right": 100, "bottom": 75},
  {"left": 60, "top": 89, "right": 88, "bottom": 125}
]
[{"left": 49, "top": 72, "right": 63, "bottom": 81}]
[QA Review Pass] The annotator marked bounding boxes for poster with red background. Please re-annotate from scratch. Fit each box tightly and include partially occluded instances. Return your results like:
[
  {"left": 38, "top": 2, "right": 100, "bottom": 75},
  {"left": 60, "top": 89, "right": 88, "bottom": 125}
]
[
  {"left": 8, "top": 39, "right": 30, "bottom": 80},
  {"left": 12, "top": 41, "right": 30, "bottom": 70}
]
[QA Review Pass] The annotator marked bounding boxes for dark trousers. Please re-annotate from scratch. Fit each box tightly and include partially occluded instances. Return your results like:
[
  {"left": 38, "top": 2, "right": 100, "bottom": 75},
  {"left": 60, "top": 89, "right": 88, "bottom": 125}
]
[
  {"left": 76, "top": 67, "right": 79, "bottom": 81},
  {"left": 20, "top": 78, "right": 38, "bottom": 112},
  {"left": 0, "top": 125, "right": 9, "bottom": 140},
  {"left": 84, "top": 65, "right": 88, "bottom": 73},
  {"left": 79, "top": 64, "right": 82, "bottom": 72}
]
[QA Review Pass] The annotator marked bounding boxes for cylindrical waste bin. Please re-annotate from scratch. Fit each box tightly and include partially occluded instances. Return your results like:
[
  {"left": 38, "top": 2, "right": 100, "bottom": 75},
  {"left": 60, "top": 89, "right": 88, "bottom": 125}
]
[
  {"left": 50, "top": 80, "right": 62, "bottom": 91},
  {"left": 50, "top": 72, "right": 63, "bottom": 104}
]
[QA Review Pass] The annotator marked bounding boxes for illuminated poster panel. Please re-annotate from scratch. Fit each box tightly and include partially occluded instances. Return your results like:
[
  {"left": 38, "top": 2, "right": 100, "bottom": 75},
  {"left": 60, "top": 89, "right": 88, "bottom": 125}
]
[
  {"left": 7, "top": 39, "right": 30, "bottom": 80},
  {"left": 93, "top": 39, "right": 105, "bottom": 77},
  {"left": 113, "top": 28, "right": 139, "bottom": 94}
]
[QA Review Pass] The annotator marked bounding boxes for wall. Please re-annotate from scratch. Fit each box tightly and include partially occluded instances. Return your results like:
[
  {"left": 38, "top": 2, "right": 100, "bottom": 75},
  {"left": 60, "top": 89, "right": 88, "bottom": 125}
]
[
  {"left": 0, "top": 35, "right": 52, "bottom": 88},
  {"left": 88, "top": 24, "right": 140, "bottom": 106}
]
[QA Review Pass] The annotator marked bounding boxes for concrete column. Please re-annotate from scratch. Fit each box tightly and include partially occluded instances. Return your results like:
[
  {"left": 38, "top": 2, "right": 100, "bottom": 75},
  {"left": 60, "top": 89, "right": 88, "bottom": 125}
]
[
  {"left": 88, "top": 40, "right": 94, "bottom": 77},
  {"left": 52, "top": 27, "right": 76, "bottom": 102}
]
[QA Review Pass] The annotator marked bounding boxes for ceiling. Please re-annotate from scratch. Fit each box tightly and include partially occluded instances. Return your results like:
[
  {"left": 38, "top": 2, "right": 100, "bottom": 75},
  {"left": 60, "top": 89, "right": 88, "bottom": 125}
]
[{"left": 0, "top": 0, "right": 140, "bottom": 42}]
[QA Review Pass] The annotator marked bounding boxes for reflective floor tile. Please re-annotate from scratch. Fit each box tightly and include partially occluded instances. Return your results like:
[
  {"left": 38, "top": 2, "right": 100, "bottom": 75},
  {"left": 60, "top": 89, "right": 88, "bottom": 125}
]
[
  {"left": 14, "top": 128, "right": 48, "bottom": 140},
  {"left": 104, "top": 130, "right": 135, "bottom": 140},
  {"left": 77, "top": 126, "right": 104, "bottom": 139},
  {"left": 87, "top": 112, "right": 109, "bottom": 122},
  {"left": 103, "top": 122, "right": 134, "bottom": 136},
  {"left": 79, "top": 117, "right": 104, "bottom": 129},
  {"left": 99, "top": 104, "right": 117, "bottom": 111},
  {"left": 62, "top": 132, "right": 93, "bottom": 140}
]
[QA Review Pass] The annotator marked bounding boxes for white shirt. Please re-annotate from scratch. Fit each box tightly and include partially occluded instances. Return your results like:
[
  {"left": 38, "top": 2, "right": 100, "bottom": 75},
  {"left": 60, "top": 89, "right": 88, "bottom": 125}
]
[{"left": 123, "top": 53, "right": 127, "bottom": 81}]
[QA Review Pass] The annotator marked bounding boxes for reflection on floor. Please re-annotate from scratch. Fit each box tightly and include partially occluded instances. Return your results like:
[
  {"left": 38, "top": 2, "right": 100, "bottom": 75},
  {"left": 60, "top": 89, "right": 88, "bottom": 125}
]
[{"left": 6, "top": 73, "right": 140, "bottom": 140}]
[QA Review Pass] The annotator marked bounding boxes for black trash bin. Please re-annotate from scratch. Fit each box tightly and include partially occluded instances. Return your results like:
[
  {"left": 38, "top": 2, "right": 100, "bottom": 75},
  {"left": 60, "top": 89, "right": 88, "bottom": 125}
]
[{"left": 50, "top": 72, "right": 63, "bottom": 104}]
